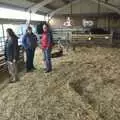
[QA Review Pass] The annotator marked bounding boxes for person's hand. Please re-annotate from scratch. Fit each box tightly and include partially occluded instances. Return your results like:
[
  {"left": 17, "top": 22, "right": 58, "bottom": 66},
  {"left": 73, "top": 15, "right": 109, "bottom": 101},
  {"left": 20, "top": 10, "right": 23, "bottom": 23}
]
[
  {"left": 13, "top": 59, "right": 16, "bottom": 63},
  {"left": 39, "top": 45, "right": 41, "bottom": 49}
]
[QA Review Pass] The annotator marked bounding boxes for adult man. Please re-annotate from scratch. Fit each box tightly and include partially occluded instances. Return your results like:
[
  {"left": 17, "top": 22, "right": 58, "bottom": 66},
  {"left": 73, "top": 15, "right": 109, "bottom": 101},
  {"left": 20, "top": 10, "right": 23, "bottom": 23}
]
[{"left": 22, "top": 26, "right": 37, "bottom": 72}]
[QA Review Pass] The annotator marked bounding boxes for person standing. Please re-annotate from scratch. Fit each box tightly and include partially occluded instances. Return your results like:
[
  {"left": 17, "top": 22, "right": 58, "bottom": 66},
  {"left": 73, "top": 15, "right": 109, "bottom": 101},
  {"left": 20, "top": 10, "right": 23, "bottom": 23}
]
[
  {"left": 22, "top": 26, "right": 37, "bottom": 72},
  {"left": 41, "top": 24, "right": 53, "bottom": 73},
  {"left": 4, "top": 28, "right": 19, "bottom": 83}
]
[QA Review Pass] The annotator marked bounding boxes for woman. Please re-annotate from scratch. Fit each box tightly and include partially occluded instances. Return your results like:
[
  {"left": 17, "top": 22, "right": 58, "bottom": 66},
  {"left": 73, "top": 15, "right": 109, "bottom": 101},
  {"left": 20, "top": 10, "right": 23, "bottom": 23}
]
[
  {"left": 41, "top": 24, "right": 53, "bottom": 73},
  {"left": 4, "top": 28, "right": 19, "bottom": 83}
]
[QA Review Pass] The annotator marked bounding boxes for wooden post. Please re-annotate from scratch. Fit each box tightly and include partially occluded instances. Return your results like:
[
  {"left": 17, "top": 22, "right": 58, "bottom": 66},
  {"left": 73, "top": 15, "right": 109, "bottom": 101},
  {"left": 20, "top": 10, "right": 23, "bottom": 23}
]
[
  {"left": 2, "top": 24, "right": 5, "bottom": 40},
  {"left": 97, "top": 0, "right": 101, "bottom": 27},
  {"left": 108, "top": 16, "right": 110, "bottom": 32},
  {"left": 1, "top": 24, "right": 5, "bottom": 50}
]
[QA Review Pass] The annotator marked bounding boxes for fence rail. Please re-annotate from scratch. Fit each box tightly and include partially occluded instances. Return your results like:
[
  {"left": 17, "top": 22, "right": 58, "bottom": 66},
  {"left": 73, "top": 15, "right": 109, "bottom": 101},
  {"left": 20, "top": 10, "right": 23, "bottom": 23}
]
[
  {"left": 0, "top": 46, "right": 24, "bottom": 72},
  {"left": 52, "top": 29, "right": 120, "bottom": 49},
  {"left": 71, "top": 34, "right": 112, "bottom": 44}
]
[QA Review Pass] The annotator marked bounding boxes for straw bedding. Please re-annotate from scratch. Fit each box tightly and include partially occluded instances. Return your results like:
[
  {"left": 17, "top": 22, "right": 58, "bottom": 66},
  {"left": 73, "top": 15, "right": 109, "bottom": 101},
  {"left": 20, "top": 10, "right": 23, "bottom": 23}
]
[{"left": 0, "top": 47, "right": 120, "bottom": 120}]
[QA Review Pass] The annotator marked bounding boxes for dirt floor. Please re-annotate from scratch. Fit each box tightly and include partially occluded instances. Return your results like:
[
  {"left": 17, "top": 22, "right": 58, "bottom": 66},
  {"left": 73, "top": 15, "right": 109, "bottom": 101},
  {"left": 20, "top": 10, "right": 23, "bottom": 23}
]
[{"left": 0, "top": 46, "right": 120, "bottom": 120}]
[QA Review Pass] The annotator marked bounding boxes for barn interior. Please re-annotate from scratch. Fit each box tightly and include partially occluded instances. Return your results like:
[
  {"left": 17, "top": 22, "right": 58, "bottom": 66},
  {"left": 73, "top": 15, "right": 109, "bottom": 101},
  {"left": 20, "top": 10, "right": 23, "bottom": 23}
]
[{"left": 0, "top": 0, "right": 120, "bottom": 120}]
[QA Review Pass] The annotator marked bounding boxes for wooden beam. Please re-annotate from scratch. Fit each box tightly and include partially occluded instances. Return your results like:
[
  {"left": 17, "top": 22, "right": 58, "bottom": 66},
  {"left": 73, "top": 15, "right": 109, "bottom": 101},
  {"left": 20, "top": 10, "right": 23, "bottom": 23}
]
[
  {"left": 62, "top": 0, "right": 70, "bottom": 4},
  {"left": 90, "top": 0, "right": 120, "bottom": 14},
  {"left": 39, "top": 6, "right": 52, "bottom": 13},
  {"left": 49, "top": 0, "right": 80, "bottom": 17},
  {"left": 27, "top": 0, "right": 54, "bottom": 13}
]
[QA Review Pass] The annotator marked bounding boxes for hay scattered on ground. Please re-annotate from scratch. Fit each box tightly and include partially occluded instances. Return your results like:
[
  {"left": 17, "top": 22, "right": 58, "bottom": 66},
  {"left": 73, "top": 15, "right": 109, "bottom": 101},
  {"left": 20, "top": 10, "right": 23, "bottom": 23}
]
[{"left": 0, "top": 47, "right": 120, "bottom": 120}]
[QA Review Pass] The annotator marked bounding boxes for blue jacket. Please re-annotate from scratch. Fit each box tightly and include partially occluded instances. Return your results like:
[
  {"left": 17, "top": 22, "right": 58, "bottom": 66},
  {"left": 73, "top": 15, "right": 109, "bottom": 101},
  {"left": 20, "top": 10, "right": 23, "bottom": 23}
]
[{"left": 22, "top": 33, "right": 37, "bottom": 49}]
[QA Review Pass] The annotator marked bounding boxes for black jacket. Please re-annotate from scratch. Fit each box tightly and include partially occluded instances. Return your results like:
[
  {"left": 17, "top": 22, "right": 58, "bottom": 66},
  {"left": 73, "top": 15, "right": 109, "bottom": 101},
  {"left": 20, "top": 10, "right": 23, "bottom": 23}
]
[{"left": 4, "top": 37, "right": 19, "bottom": 62}]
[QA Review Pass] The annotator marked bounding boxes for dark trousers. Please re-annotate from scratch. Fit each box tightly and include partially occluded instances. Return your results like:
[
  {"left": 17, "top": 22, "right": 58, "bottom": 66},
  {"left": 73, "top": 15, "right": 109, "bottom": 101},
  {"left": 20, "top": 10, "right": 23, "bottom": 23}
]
[
  {"left": 43, "top": 48, "right": 52, "bottom": 71},
  {"left": 26, "top": 48, "right": 35, "bottom": 70}
]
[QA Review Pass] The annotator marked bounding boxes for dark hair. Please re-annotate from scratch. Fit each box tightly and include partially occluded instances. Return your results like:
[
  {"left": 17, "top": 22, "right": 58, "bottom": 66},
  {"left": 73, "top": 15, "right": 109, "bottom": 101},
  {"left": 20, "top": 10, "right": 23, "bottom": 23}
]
[
  {"left": 27, "top": 26, "right": 32, "bottom": 31},
  {"left": 43, "top": 23, "right": 52, "bottom": 32},
  {"left": 6, "top": 28, "right": 18, "bottom": 39},
  {"left": 43, "top": 23, "right": 48, "bottom": 28},
  {"left": 43, "top": 23, "right": 51, "bottom": 30}
]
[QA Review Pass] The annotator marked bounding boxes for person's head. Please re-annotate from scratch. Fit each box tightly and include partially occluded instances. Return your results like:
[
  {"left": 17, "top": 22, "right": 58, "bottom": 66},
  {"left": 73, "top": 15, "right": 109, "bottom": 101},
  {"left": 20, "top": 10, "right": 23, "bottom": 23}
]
[
  {"left": 27, "top": 26, "right": 32, "bottom": 34},
  {"left": 43, "top": 24, "right": 48, "bottom": 32},
  {"left": 6, "top": 28, "right": 17, "bottom": 39}
]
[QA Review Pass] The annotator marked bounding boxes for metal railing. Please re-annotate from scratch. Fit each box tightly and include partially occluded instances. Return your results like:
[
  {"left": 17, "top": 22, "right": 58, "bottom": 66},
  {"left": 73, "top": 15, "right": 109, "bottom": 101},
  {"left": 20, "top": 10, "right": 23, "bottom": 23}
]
[
  {"left": 0, "top": 35, "right": 24, "bottom": 72},
  {"left": 0, "top": 37, "right": 5, "bottom": 52}
]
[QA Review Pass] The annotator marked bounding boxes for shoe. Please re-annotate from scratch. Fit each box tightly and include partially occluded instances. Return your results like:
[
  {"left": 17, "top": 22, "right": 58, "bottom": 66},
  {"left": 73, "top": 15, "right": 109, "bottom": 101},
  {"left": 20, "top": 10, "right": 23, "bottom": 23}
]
[
  {"left": 9, "top": 76, "right": 17, "bottom": 83},
  {"left": 32, "top": 67, "right": 36, "bottom": 70},
  {"left": 45, "top": 70, "right": 52, "bottom": 73},
  {"left": 16, "top": 77, "right": 20, "bottom": 81},
  {"left": 26, "top": 69, "right": 32, "bottom": 73},
  {"left": 45, "top": 71, "right": 50, "bottom": 73},
  {"left": 9, "top": 80, "right": 16, "bottom": 83}
]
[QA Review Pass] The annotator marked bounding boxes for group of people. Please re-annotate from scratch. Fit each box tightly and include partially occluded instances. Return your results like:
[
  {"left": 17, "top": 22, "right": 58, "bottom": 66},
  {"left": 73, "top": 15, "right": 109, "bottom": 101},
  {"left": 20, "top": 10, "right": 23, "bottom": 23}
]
[{"left": 4, "top": 24, "right": 53, "bottom": 83}]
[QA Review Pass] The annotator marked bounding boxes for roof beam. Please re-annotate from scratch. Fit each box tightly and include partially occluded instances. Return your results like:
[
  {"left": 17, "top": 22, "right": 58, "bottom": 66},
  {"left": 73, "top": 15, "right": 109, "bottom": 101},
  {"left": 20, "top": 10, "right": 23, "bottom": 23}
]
[
  {"left": 62, "top": 0, "right": 70, "bottom": 4},
  {"left": 27, "top": 0, "right": 54, "bottom": 13},
  {"left": 49, "top": 0, "right": 80, "bottom": 17},
  {"left": 39, "top": 6, "right": 52, "bottom": 12},
  {"left": 90, "top": 0, "right": 120, "bottom": 14}
]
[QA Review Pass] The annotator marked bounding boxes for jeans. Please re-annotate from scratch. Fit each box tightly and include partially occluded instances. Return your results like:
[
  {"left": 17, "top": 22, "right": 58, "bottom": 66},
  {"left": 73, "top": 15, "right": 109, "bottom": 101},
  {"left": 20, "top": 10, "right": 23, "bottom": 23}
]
[
  {"left": 43, "top": 48, "right": 52, "bottom": 71},
  {"left": 26, "top": 48, "right": 35, "bottom": 70}
]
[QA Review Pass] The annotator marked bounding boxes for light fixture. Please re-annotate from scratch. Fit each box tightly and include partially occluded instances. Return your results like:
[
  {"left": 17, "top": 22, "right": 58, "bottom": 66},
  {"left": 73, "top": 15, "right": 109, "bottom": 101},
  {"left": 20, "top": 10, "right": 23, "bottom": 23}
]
[
  {"left": 105, "top": 36, "right": 109, "bottom": 39},
  {"left": 82, "top": 19, "right": 94, "bottom": 27},
  {"left": 63, "top": 16, "right": 72, "bottom": 27},
  {"left": 45, "top": 14, "right": 52, "bottom": 22}
]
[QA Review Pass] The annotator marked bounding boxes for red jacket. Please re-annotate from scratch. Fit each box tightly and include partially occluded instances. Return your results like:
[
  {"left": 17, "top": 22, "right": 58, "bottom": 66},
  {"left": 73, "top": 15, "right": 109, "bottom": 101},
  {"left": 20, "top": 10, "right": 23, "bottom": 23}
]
[{"left": 41, "top": 31, "right": 52, "bottom": 49}]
